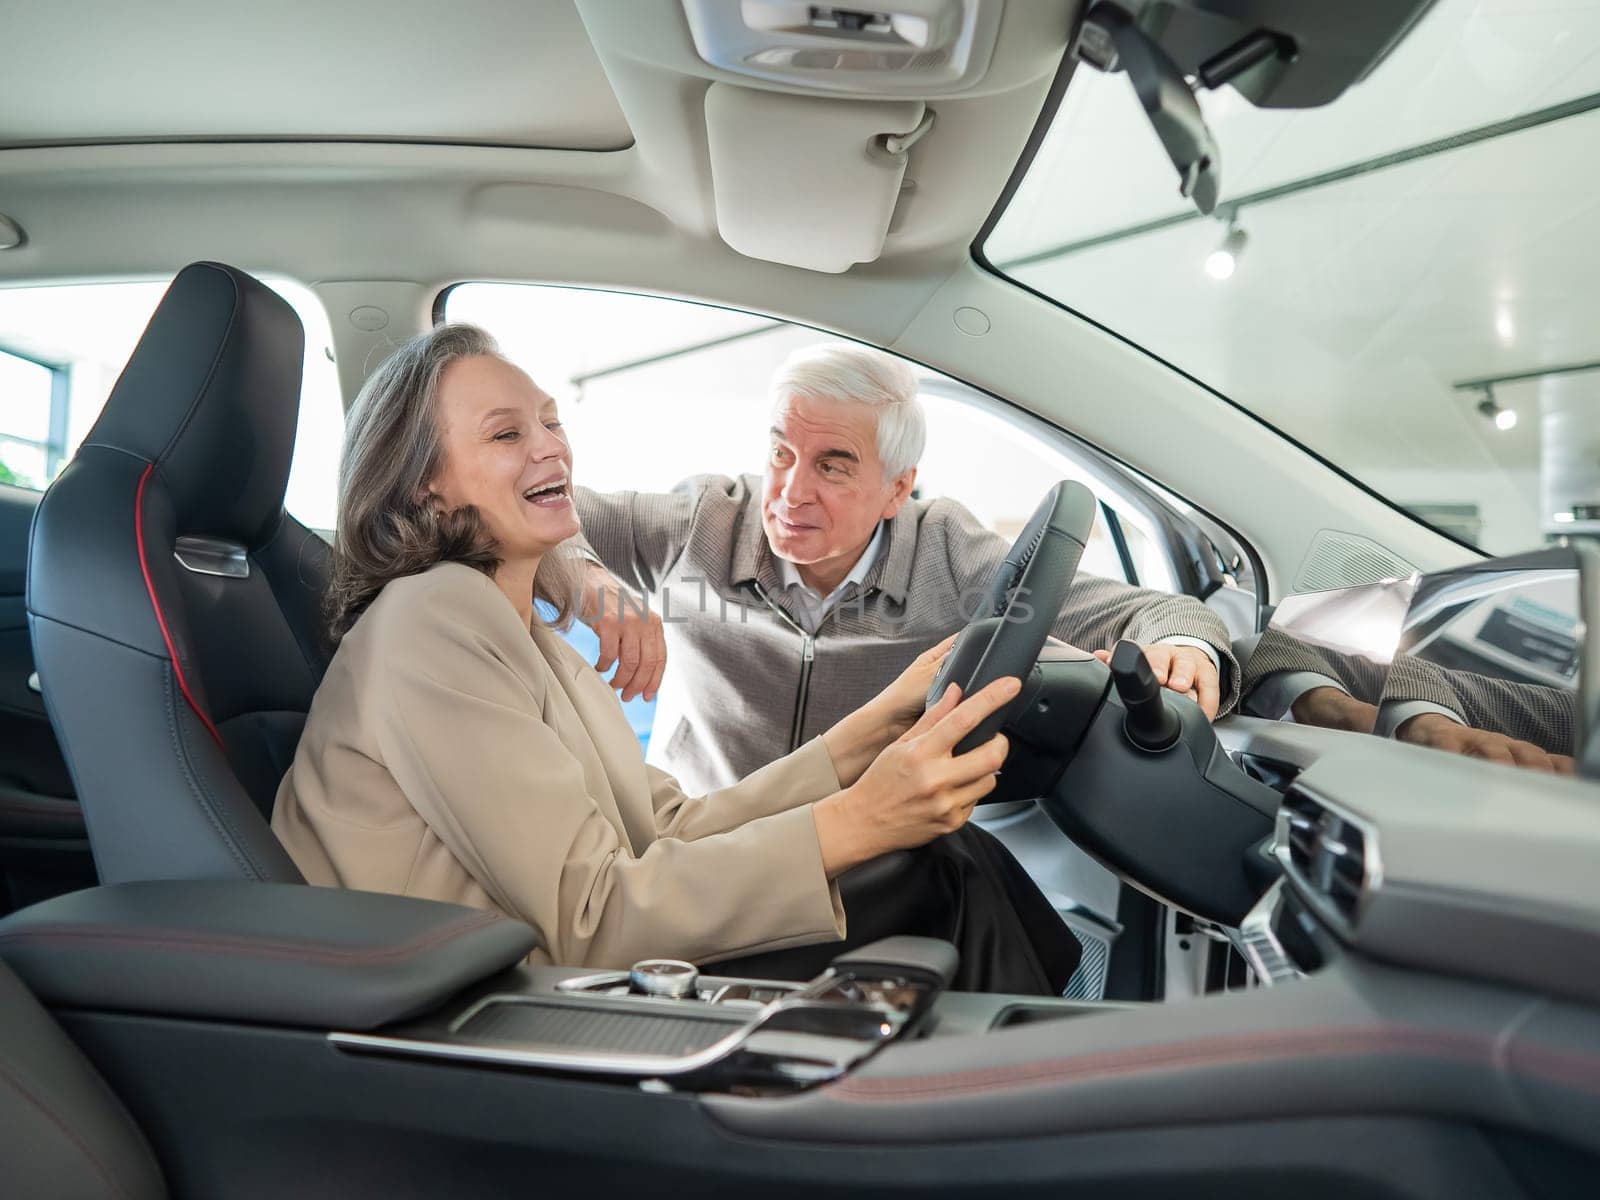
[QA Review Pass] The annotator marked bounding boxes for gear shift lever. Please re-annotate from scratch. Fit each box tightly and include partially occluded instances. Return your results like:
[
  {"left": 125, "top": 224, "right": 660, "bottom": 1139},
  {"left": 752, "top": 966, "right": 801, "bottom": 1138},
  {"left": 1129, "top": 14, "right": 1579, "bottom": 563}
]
[{"left": 1108, "top": 640, "right": 1181, "bottom": 752}]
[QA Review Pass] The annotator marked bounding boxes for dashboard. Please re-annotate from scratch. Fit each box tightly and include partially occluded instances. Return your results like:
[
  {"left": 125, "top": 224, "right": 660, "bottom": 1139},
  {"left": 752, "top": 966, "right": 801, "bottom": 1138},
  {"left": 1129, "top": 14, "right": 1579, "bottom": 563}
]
[{"left": 1220, "top": 716, "right": 1600, "bottom": 1005}]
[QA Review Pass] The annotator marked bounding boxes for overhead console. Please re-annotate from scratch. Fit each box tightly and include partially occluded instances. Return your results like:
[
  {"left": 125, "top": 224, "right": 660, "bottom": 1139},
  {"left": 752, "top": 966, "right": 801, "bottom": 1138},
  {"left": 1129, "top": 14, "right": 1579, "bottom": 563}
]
[
  {"left": 667, "top": 0, "right": 1072, "bottom": 271},
  {"left": 683, "top": 0, "right": 1005, "bottom": 96}
]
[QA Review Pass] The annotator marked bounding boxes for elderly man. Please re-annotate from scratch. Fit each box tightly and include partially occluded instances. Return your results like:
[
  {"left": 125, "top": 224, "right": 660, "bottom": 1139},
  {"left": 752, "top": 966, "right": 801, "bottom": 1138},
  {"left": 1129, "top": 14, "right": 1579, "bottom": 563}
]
[{"left": 572, "top": 343, "right": 1238, "bottom": 794}]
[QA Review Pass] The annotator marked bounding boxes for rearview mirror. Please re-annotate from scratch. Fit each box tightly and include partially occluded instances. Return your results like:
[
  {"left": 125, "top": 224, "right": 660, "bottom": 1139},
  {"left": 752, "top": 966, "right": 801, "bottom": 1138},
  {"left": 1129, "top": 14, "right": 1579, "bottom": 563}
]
[{"left": 1073, "top": 2, "right": 1221, "bottom": 214}]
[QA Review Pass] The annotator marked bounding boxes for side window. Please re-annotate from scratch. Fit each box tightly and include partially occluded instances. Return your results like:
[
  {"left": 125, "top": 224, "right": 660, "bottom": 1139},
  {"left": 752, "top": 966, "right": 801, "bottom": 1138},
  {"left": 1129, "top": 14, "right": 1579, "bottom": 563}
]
[
  {"left": 445, "top": 283, "right": 1183, "bottom": 750},
  {"left": 443, "top": 283, "right": 1159, "bottom": 584},
  {"left": 0, "top": 346, "right": 62, "bottom": 489},
  {"left": 0, "top": 277, "right": 343, "bottom": 532}
]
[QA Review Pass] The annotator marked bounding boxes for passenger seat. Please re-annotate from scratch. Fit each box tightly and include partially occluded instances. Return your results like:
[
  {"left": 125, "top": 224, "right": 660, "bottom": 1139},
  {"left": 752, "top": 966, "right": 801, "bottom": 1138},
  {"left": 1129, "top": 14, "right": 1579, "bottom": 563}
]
[{"left": 0, "top": 957, "right": 164, "bottom": 1198}]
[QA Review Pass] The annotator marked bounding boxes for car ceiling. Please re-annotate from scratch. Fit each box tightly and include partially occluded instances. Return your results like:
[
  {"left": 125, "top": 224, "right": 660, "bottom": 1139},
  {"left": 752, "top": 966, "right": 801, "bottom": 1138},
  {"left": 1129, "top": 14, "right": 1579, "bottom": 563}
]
[
  {"left": 0, "top": 0, "right": 1077, "bottom": 344},
  {"left": 0, "top": 0, "right": 1483, "bottom": 590},
  {"left": 0, "top": 0, "right": 633, "bottom": 150}
]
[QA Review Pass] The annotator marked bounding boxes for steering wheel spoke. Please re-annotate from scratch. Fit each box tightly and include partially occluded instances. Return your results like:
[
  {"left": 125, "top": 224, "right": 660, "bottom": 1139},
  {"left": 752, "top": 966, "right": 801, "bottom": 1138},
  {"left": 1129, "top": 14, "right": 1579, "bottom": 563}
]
[{"left": 930, "top": 482, "right": 1100, "bottom": 758}]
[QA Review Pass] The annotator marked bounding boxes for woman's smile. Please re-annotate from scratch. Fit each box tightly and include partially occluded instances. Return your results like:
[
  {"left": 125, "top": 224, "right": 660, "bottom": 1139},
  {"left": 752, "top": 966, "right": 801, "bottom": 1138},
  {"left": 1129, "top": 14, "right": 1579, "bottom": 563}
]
[
  {"left": 521, "top": 473, "right": 572, "bottom": 509},
  {"left": 428, "top": 353, "right": 582, "bottom": 559}
]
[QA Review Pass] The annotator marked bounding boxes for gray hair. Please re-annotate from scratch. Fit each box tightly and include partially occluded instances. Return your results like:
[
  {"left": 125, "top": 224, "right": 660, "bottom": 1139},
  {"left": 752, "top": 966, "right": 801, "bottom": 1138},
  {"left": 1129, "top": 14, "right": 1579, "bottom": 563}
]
[
  {"left": 769, "top": 343, "right": 926, "bottom": 478},
  {"left": 326, "top": 322, "right": 581, "bottom": 639}
]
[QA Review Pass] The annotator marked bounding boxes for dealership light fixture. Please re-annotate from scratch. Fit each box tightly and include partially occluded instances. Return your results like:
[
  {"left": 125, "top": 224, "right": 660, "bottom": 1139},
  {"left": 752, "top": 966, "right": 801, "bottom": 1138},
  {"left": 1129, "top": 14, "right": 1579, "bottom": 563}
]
[
  {"left": 1204, "top": 217, "right": 1247, "bottom": 281},
  {"left": 1476, "top": 386, "right": 1517, "bottom": 431}
]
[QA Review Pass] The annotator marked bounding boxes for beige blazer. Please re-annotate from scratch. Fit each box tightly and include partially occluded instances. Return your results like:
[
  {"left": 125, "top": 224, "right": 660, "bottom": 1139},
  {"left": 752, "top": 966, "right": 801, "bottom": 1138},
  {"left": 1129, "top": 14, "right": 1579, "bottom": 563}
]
[{"left": 271, "top": 562, "right": 847, "bottom": 969}]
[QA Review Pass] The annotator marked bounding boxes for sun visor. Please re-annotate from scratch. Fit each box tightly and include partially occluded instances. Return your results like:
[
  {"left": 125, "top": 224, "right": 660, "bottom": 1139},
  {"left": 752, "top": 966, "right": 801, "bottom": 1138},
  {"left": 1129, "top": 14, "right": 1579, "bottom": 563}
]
[{"left": 704, "top": 82, "right": 925, "bottom": 274}]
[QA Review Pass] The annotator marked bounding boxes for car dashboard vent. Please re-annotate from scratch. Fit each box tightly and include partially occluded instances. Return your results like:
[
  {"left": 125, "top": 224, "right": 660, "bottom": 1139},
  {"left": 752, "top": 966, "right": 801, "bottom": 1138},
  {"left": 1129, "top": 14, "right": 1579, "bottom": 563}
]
[{"left": 1276, "top": 789, "right": 1380, "bottom": 931}]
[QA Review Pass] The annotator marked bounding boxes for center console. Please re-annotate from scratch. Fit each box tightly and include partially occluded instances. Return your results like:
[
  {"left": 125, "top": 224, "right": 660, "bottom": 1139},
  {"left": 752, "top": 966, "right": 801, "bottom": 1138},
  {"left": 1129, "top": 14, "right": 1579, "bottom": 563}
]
[
  {"left": 330, "top": 935, "right": 1120, "bottom": 1093},
  {"left": 0, "top": 880, "right": 1125, "bottom": 1101},
  {"left": 6, "top": 833, "right": 1595, "bottom": 1199},
  {"left": 332, "top": 936, "right": 958, "bottom": 1091}
]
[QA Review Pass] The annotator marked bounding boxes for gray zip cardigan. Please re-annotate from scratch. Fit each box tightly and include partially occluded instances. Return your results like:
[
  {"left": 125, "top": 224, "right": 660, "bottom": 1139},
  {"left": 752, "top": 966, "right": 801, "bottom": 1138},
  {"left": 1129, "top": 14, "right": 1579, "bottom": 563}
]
[{"left": 575, "top": 475, "right": 1239, "bottom": 795}]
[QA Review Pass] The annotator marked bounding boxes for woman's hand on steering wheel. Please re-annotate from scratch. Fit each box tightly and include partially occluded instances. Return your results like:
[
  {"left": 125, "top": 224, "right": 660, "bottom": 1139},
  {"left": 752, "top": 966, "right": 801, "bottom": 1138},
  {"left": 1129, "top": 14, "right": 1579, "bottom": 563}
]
[
  {"left": 821, "top": 633, "right": 958, "bottom": 786},
  {"left": 876, "top": 634, "right": 960, "bottom": 736},
  {"left": 812, "top": 676, "right": 1022, "bottom": 879}
]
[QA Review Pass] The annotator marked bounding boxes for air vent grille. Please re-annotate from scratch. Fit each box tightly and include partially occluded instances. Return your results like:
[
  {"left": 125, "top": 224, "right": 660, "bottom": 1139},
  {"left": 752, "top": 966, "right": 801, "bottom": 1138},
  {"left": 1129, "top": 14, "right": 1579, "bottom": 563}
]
[{"left": 1278, "top": 790, "right": 1378, "bottom": 929}]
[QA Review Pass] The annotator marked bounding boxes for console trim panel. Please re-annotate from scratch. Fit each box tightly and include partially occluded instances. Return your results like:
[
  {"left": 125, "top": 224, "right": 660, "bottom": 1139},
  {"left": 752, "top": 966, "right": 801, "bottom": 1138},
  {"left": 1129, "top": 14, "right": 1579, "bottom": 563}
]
[{"left": 329, "top": 960, "right": 938, "bottom": 1089}]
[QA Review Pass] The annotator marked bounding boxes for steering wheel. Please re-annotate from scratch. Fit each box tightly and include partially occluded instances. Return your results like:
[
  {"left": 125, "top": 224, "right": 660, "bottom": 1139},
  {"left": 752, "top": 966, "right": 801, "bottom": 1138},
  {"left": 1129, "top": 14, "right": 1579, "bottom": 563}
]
[{"left": 927, "top": 481, "right": 1099, "bottom": 754}]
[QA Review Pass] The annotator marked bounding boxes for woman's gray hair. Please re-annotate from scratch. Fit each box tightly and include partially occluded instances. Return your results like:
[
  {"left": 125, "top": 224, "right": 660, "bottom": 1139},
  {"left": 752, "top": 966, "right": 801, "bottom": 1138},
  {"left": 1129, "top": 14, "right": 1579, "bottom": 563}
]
[
  {"left": 769, "top": 343, "right": 926, "bottom": 478},
  {"left": 326, "top": 322, "right": 582, "bottom": 640}
]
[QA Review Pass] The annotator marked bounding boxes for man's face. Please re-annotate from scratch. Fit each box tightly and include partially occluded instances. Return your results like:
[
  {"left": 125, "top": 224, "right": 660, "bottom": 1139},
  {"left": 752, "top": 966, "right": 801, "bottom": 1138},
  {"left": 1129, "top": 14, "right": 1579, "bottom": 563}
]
[{"left": 762, "top": 395, "right": 914, "bottom": 570}]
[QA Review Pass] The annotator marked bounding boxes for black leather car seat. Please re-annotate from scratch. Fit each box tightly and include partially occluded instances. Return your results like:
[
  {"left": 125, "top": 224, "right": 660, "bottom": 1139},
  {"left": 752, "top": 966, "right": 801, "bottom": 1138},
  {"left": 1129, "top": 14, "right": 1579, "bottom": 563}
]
[
  {"left": 0, "top": 956, "right": 165, "bottom": 1198},
  {"left": 26, "top": 262, "right": 330, "bottom": 885}
]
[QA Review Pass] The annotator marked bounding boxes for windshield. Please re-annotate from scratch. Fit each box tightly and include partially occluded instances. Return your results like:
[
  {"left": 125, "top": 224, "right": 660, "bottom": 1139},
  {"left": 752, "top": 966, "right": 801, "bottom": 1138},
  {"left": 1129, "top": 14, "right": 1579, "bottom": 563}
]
[{"left": 982, "top": 0, "right": 1600, "bottom": 556}]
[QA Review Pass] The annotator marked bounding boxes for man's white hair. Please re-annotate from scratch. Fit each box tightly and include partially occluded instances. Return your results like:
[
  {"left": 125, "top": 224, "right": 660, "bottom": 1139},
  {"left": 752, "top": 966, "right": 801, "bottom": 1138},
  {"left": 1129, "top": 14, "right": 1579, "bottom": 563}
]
[{"left": 769, "top": 343, "right": 927, "bottom": 479}]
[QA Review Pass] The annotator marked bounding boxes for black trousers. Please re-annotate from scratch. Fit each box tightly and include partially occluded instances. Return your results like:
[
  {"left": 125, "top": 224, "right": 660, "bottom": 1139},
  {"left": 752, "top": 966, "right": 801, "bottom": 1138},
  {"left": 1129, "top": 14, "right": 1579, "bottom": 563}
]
[{"left": 708, "top": 823, "right": 1081, "bottom": 996}]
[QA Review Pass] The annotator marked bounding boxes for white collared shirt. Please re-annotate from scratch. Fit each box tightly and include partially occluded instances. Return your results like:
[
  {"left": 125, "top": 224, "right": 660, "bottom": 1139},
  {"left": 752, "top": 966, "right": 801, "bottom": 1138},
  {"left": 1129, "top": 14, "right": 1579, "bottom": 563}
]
[{"left": 777, "top": 521, "right": 887, "bottom": 635}]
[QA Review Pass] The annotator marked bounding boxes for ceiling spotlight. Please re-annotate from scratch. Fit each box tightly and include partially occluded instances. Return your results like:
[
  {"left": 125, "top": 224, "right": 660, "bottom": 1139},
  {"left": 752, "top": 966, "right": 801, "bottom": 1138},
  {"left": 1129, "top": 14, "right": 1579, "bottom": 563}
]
[
  {"left": 1494, "top": 305, "right": 1515, "bottom": 345},
  {"left": 1205, "top": 220, "right": 1247, "bottom": 281},
  {"left": 1476, "top": 388, "right": 1517, "bottom": 432}
]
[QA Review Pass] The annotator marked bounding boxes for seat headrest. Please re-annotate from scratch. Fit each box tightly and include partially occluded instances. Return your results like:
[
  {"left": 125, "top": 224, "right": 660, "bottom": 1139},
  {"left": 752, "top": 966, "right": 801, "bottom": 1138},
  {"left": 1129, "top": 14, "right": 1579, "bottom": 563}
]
[{"left": 85, "top": 262, "right": 305, "bottom": 546}]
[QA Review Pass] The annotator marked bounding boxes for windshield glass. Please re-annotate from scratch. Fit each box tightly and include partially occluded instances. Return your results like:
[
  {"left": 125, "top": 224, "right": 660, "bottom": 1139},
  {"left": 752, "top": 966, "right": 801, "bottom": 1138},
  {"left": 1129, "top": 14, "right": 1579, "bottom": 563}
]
[{"left": 982, "top": 0, "right": 1600, "bottom": 556}]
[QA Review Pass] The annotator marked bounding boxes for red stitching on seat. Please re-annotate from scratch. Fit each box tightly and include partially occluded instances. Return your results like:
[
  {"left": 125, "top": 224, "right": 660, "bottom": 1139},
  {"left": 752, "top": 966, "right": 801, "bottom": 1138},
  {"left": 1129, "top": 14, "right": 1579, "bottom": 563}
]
[
  {"left": 0, "top": 800, "right": 82, "bottom": 822},
  {"left": 0, "top": 908, "right": 506, "bottom": 966},
  {"left": 828, "top": 1025, "right": 1600, "bottom": 1102},
  {"left": 134, "top": 462, "right": 224, "bottom": 750},
  {"left": 0, "top": 1060, "right": 134, "bottom": 1200}
]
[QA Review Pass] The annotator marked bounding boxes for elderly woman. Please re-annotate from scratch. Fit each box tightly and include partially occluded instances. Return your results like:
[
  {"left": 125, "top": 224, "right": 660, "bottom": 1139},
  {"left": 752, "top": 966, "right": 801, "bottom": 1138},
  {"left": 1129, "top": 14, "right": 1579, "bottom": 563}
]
[{"left": 272, "top": 324, "right": 1077, "bottom": 993}]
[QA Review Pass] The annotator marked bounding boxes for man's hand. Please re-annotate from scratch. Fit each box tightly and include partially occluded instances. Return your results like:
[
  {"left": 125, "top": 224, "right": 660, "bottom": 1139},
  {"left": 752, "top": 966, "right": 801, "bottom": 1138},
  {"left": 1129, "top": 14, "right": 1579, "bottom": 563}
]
[
  {"left": 1289, "top": 686, "right": 1378, "bottom": 734},
  {"left": 1093, "top": 642, "right": 1221, "bottom": 720},
  {"left": 1397, "top": 712, "right": 1576, "bottom": 775},
  {"left": 577, "top": 562, "right": 666, "bottom": 702}
]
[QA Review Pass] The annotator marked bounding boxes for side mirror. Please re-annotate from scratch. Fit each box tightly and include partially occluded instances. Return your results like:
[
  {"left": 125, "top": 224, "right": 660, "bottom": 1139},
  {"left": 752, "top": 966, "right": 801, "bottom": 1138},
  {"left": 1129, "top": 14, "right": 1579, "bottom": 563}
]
[
  {"left": 1376, "top": 545, "right": 1598, "bottom": 778},
  {"left": 1073, "top": 2, "right": 1221, "bottom": 214},
  {"left": 1580, "top": 544, "right": 1600, "bottom": 778},
  {"left": 1240, "top": 544, "right": 1600, "bottom": 778}
]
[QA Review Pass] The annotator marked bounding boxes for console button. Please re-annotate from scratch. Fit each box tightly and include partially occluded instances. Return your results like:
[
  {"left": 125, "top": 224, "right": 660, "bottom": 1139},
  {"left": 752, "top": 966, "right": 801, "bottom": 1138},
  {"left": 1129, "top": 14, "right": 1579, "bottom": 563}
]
[{"left": 629, "top": 959, "right": 699, "bottom": 999}]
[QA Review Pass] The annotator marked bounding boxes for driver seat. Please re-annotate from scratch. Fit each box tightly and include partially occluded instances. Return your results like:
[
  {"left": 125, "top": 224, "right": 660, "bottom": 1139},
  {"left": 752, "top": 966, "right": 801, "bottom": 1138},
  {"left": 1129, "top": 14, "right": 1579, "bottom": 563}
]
[{"left": 26, "top": 262, "right": 330, "bottom": 885}]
